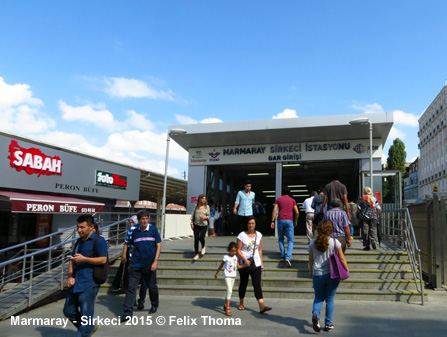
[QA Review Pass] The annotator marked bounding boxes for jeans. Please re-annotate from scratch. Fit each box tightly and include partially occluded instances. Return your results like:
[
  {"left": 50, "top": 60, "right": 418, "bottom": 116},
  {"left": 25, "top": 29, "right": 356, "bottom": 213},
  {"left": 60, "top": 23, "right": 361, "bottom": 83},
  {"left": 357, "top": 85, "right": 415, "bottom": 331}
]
[
  {"left": 123, "top": 267, "right": 159, "bottom": 317},
  {"left": 277, "top": 220, "right": 294, "bottom": 260},
  {"left": 63, "top": 286, "right": 99, "bottom": 337},
  {"left": 312, "top": 273, "right": 340, "bottom": 326}
]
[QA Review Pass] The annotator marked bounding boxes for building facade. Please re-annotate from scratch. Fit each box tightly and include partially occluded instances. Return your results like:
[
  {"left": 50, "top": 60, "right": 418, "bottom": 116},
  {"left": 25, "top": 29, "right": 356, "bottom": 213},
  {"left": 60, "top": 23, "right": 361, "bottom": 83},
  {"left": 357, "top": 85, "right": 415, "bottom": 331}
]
[
  {"left": 404, "top": 158, "right": 419, "bottom": 203},
  {"left": 418, "top": 86, "right": 447, "bottom": 199}
]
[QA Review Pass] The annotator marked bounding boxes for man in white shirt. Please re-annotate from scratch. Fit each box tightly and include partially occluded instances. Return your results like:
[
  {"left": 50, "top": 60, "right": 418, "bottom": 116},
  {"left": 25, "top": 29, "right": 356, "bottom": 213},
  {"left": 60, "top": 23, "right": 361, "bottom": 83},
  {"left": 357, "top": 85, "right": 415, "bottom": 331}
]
[{"left": 303, "top": 191, "right": 317, "bottom": 242}]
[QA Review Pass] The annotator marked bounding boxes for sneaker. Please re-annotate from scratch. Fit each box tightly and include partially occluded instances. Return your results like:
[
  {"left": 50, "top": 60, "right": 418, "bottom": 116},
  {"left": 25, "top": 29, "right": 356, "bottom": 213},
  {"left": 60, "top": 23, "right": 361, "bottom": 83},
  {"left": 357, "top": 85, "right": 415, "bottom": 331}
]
[
  {"left": 112, "top": 287, "right": 122, "bottom": 292},
  {"left": 90, "top": 325, "right": 100, "bottom": 336},
  {"left": 286, "top": 259, "right": 292, "bottom": 268},
  {"left": 280, "top": 257, "right": 285, "bottom": 261},
  {"left": 137, "top": 303, "right": 144, "bottom": 310},
  {"left": 193, "top": 254, "right": 199, "bottom": 260},
  {"left": 324, "top": 325, "right": 334, "bottom": 332},
  {"left": 312, "top": 314, "right": 320, "bottom": 332},
  {"left": 363, "top": 246, "right": 371, "bottom": 251},
  {"left": 201, "top": 247, "right": 206, "bottom": 255}
]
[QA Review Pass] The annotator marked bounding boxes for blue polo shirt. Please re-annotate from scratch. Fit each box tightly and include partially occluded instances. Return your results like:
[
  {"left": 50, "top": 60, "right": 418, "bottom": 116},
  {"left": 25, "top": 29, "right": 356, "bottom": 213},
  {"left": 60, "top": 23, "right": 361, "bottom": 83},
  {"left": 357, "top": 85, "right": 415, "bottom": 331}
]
[
  {"left": 71, "top": 232, "right": 108, "bottom": 293},
  {"left": 129, "top": 224, "right": 161, "bottom": 269}
]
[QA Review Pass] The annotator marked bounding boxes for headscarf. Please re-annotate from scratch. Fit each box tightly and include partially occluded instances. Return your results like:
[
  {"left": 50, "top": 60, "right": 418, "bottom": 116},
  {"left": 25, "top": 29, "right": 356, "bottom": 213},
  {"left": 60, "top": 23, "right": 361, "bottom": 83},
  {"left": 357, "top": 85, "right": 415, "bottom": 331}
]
[{"left": 130, "top": 215, "right": 138, "bottom": 225}]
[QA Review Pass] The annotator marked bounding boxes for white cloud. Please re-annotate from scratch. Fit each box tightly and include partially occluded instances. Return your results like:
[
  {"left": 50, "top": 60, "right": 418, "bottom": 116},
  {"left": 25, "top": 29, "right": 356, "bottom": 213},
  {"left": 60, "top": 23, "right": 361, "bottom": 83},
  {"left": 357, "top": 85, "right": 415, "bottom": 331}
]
[
  {"left": 175, "top": 114, "right": 198, "bottom": 125},
  {"left": 352, "top": 102, "right": 419, "bottom": 127},
  {"left": 200, "top": 118, "right": 222, "bottom": 124},
  {"left": 272, "top": 108, "right": 299, "bottom": 119},
  {"left": 388, "top": 126, "right": 405, "bottom": 140},
  {"left": 126, "top": 110, "right": 155, "bottom": 130},
  {"left": 393, "top": 110, "right": 419, "bottom": 127},
  {"left": 0, "top": 77, "right": 55, "bottom": 134},
  {"left": 37, "top": 130, "right": 185, "bottom": 176},
  {"left": 106, "top": 130, "right": 188, "bottom": 161},
  {"left": 104, "top": 77, "right": 175, "bottom": 100},
  {"left": 59, "top": 101, "right": 155, "bottom": 132},
  {"left": 0, "top": 76, "right": 43, "bottom": 109},
  {"left": 59, "top": 100, "right": 116, "bottom": 129},
  {"left": 352, "top": 102, "right": 384, "bottom": 114}
]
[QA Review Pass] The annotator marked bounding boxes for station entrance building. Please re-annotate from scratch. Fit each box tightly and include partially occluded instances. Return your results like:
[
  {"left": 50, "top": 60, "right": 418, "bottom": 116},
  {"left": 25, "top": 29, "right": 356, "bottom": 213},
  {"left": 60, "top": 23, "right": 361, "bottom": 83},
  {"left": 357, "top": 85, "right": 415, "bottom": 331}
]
[{"left": 171, "top": 112, "right": 393, "bottom": 234}]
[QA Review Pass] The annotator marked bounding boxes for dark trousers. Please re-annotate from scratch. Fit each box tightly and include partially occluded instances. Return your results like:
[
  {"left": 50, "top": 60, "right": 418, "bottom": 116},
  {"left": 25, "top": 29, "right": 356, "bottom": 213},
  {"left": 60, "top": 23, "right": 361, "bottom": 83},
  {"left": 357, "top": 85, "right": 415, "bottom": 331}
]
[
  {"left": 362, "top": 218, "right": 379, "bottom": 249},
  {"left": 193, "top": 225, "right": 207, "bottom": 254},
  {"left": 238, "top": 266, "right": 263, "bottom": 300},
  {"left": 215, "top": 218, "right": 223, "bottom": 235},
  {"left": 238, "top": 215, "right": 251, "bottom": 233},
  {"left": 123, "top": 267, "right": 158, "bottom": 316},
  {"left": 112, "top": 259, "right": 129, "bottom": 289}
]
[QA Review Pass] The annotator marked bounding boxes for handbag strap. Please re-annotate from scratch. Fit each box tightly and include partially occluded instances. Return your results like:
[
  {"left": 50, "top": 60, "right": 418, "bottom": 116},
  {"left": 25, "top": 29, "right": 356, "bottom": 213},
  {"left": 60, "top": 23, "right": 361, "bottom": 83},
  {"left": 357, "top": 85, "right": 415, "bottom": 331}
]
[{"left": 251, "top": 231, "right": 257, "bottom": 258}]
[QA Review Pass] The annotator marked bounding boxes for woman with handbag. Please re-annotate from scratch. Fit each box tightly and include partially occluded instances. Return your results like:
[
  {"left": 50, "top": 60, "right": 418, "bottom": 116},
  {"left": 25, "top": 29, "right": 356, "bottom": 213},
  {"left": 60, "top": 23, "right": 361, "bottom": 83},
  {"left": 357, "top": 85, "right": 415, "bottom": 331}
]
[
  {"left": 308, "top": 221, "right": 349, "bottom": 332},
  {"left": 236, "top": 216, "right": 272, "bottom": 314},
  {"left": 191, "top": 194, "right": 210, "bottom": 260}
]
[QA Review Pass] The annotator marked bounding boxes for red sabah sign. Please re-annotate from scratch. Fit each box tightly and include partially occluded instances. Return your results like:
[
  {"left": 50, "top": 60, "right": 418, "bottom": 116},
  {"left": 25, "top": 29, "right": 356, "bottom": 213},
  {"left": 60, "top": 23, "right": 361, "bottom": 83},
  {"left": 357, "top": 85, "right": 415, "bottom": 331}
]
[{"left": 8, "top": 140, "right": 63, "bottom": 177}]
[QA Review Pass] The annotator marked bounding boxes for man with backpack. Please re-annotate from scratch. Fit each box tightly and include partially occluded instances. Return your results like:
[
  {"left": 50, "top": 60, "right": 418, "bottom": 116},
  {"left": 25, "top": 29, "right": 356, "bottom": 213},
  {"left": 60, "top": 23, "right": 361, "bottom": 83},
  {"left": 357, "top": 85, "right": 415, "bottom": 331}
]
[{"left": 63, "top": 214, "right": 107, "bottom": 337}]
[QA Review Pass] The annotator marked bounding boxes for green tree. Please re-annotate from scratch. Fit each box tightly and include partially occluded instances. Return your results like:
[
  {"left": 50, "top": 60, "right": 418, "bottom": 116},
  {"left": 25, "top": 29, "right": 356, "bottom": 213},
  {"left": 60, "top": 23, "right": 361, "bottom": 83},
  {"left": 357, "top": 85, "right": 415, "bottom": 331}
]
[
  {"left": 383, "top": 138, "right": 407, "bottom": 203},
  {"left": 386, "top": 138, "right": 407, "bottom": 176}
]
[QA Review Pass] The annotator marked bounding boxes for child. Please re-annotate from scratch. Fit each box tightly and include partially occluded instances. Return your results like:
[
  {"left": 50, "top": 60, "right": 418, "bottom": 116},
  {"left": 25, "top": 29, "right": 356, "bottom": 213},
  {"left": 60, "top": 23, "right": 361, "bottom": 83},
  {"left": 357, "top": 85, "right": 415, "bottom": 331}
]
[{"left": 214, "top": 242, "right": 243, "bottom": 316}]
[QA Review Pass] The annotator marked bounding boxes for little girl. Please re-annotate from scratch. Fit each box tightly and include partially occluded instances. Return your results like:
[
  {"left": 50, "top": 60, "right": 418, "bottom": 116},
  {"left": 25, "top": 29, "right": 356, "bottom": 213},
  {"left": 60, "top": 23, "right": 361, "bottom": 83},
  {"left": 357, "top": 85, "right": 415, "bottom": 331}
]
[{"left": 214, "top": 242, "right": 243, "bottom": 316}]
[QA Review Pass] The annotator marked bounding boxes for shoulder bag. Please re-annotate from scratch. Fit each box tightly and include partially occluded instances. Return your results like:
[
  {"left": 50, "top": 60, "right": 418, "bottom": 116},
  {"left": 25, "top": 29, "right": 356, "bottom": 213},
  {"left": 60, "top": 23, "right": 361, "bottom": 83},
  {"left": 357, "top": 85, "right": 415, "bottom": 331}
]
[{"left": 329, "top": 238, "right": 349, "bottom": 280}]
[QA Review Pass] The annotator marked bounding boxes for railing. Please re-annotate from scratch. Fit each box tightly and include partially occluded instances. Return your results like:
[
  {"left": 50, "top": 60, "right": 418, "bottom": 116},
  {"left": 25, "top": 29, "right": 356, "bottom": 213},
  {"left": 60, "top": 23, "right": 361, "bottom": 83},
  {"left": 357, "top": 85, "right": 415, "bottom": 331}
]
[
  {"left": 380, "top": 208, "right": 425, "bottom": 305},
  {"left": 0, "top": 216, "right": 131, "bottom": 309}
]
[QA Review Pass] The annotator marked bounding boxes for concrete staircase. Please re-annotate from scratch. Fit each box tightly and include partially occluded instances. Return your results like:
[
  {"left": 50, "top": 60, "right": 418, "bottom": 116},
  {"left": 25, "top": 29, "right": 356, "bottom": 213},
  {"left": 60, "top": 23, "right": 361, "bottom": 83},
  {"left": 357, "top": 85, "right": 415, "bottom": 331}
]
[{"left": 105, "top": 236, "right": 427, "bottom": 303}]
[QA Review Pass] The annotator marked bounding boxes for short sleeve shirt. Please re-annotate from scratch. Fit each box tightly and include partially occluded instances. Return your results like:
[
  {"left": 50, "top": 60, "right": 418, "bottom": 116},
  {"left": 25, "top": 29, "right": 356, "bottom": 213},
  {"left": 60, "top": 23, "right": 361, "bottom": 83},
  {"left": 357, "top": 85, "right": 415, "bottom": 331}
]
[
  {"left": 323, "top": 208, "right": 351, "bottom": 238},
  {"left": 223, "top": 254, "right": 238, "bottom": 278},
  {"left": 275, "top": 195, "right": 297, "bottom": 220},
  {"left": 308, "top": 238, "right": 341, "bottom": 276},
  {"left": 72, "top": 232, "right": 107, "bottom": 293},
  {"left": 129, "top": 224, "right": 162, "bottom": 268},
  {"left": 323, "top": 181, "right": 348, "bottom": 207},
  {"left": 237, "top": 231, "right": 262, "bottom": 267}
]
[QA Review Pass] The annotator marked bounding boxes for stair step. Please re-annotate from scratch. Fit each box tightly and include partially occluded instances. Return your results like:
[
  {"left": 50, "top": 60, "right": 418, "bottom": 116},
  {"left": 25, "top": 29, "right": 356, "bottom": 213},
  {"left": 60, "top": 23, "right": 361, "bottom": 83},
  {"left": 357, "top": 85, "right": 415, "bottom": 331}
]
[{"left": 104, "top": 284, "right": 425, "bottom": 302}]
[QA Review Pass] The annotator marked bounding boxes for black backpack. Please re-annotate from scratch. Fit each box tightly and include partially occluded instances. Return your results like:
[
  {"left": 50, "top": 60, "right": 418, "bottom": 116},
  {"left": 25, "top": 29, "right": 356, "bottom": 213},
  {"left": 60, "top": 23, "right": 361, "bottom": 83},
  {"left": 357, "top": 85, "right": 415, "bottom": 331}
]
[{"left": 92, "top": 236, "right": 109, "bottom": 284}]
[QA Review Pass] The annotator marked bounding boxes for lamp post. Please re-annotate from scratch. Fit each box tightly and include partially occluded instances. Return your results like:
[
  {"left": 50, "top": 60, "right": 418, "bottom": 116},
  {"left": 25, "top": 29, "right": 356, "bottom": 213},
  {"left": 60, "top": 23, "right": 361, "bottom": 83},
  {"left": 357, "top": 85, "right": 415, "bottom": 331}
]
[
  {"left": 160, "top": 128, "right": 187, "bottom": 239},
  {"left": 349, "top": 117, "right": 373, "bottom": 192}
]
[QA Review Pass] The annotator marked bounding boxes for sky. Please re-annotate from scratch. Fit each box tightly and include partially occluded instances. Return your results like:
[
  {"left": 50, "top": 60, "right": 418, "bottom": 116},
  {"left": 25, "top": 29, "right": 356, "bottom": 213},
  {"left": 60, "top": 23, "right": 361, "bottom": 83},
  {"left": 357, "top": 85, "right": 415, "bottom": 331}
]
[{"left": 1, "top": 0, "right": 445, "bottom": 180}]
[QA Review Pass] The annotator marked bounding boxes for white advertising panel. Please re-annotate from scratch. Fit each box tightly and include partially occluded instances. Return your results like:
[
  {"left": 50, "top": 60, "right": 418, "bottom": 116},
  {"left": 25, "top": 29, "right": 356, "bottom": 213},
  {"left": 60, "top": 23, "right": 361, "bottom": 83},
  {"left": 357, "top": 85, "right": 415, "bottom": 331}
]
[{"left": 189, "top": 139, "right": 382, "bottom": 166}]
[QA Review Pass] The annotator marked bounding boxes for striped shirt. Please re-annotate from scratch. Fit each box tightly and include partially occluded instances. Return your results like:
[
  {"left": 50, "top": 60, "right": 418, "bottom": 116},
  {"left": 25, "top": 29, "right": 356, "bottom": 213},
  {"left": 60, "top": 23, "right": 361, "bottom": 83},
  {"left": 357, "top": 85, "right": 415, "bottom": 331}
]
[
  {"left": 323, "top": 208, "right": 351, "bottom": 238},
  {"left": 125, "top": 224, "right": 139, "bottom": 258}
]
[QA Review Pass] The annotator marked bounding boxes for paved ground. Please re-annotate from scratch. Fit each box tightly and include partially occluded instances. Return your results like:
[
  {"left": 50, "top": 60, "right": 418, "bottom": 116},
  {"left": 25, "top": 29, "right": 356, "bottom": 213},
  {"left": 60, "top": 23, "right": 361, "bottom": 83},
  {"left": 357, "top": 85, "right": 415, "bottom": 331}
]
[{"left": 1, "top": 235, "right": 445, "bottom": 337}]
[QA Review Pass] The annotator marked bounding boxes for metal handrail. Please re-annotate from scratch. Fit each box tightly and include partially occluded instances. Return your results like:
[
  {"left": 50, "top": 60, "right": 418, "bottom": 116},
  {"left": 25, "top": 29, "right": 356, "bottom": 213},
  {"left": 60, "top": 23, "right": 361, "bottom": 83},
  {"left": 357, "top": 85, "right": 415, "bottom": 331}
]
[
  {"left": 380, "top": 208, "right": 425, "bottom": 305},
  {"left": 0, "top": 217, "right": 131, "bottom": 308}
]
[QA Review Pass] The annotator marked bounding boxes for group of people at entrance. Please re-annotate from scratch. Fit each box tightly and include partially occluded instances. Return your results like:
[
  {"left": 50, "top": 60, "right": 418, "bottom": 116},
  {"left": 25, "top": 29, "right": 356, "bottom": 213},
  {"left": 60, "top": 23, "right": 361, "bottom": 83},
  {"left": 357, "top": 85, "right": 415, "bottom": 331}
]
[{"left": 62, "top": 171, "right": 381, "bottom": 336}]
